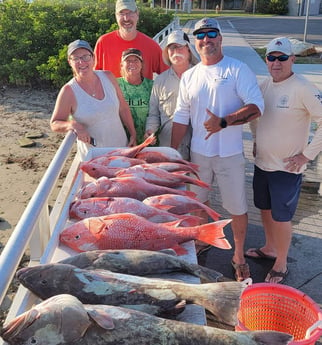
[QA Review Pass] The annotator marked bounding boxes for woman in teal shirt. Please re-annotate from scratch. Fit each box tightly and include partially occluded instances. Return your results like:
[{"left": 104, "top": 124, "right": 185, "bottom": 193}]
[{"left": 118, "top": 48, "right": 153, "bottom": 144}]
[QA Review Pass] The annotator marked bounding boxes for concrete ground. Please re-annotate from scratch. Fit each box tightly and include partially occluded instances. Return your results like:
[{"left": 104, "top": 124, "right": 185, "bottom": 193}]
[{"left": 182, "top": 19, "right": 322, "bottom": 343}]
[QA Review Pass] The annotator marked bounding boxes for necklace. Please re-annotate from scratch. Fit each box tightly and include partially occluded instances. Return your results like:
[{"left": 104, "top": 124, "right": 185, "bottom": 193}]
[{"left": 76, "top": 76, "right": 98, "bottom": 98}]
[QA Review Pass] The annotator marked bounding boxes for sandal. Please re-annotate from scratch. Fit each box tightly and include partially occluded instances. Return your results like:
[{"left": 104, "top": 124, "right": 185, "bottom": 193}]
[
  {"left": 231, "top": 260, "right": 250, "bottom": 282},
  {"left": 244, "top": 248, "right": 276, "bottom": 261},
  {"left": 265, "top": 267, "right": 289, "bottom": 284}
]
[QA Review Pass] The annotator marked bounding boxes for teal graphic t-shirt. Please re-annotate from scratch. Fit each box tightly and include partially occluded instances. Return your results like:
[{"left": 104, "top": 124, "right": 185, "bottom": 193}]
[{"left": 118, "top": 77, "right": 153, "bottom": 144}]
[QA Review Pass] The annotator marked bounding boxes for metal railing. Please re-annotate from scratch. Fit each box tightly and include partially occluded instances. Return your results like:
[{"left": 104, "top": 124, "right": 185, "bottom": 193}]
[
  {"left": 153, "top": 17, "right": 180, "bottom": 47},
  {"left": 0, "top": 131, "right": 76, "bottom": 308}
]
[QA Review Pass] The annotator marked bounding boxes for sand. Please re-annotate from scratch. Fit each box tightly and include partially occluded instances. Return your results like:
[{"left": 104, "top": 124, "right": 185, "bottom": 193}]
[{"left": 0, "top": 87, "right": 76, "bottom": 252}]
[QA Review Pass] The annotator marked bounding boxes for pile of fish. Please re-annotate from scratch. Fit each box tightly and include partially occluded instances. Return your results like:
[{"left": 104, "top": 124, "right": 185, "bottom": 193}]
[
  {"left": 3, "top": 136, "right": 280, "bottom": 345},
  {"left": 60, "top": 133, "right": 232, "bottom": 254},
  {"left": 0, "top": 294, "right": 293, "bottom": 345}
]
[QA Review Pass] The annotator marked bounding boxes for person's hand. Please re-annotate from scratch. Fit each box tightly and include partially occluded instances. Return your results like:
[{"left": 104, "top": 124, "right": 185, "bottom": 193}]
[
  {"left": 144, "top": 130, "right": 157, "bottom": 145},
  {"left": 204, "top": 109, "right": 221, "bottom": 139},
  {"left": 128, "top": 135, "right": 137, "bottom": 147},
  {"left": 283, "top": 153, "right": 309, "bottom": 172},
  {"left": 71, "top": 122, "right": 91, "bottom": 144},
  {"left": 144, "top": 130, "right": 154, "bottom": 139}
]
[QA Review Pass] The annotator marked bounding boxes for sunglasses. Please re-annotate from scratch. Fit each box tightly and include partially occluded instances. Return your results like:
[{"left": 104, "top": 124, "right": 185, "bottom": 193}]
[
  {"left": 195, "top": 31, "right": 219, "bottom": 40},
  {"left": 266, "top": 54, "right": 290, "bottom": 62}
]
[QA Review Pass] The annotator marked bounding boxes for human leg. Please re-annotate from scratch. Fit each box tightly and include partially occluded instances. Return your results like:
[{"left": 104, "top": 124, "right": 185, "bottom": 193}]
[
  {"left": 190, "top": 151, "right": 214, "bottom": 224},
  {"left": 265, "top": 219, "right": 291, "bottom": 283},
  {"left": 215, "top": 154, "right": 250, "bottom": 281},
  {"left": 252, "top": 169, "right": 301, "bottom": 283},
  {"left": 245, "top": 209, "right": 277, "bottom": 259}
]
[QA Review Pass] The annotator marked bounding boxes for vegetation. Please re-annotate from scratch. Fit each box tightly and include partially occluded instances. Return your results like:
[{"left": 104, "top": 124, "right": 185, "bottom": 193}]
[{"left": 0, "top": 0, "right": 173, "bottom": 88}]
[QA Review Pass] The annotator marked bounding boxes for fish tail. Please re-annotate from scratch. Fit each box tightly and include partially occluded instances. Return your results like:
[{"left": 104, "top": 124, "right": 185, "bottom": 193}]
[
  {"left": 196, "top": 219, "right": 232, "bottom": 249},
  {"left": 250, "top": 331, "right": 293, "bottom": 345},
  {"left": 189, "top": 281, "right": 245, "bottom": 326}
]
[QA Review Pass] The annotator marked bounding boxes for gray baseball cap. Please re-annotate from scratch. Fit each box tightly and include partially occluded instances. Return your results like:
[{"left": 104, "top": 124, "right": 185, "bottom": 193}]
[
  {"left": 116, "top": 0, "right": 137, "bottom": 13},
  {"left": 193, "top": 18, "right": 221, "bottom": 35},
  {"left": 67, "top": 39, "right": 93, "bottom": 56}
]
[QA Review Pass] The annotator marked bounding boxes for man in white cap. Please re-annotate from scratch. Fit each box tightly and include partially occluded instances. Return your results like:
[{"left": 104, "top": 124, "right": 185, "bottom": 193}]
[
  {"left": 171, "top": 18, "right": 264, "bottom": 281},
  {"left": 145, "top": 29, "right": 199, "bottom": 160},
  {"left": 94, "top": 0, "right": 168, "bottom": 79},
  {"left": 245, "top": 37, "right": 322, "bottom": 284}
]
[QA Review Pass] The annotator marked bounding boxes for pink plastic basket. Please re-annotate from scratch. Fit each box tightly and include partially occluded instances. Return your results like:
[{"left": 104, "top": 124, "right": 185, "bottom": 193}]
[{"left": 236, "top": 283, "right": 322, "bottom": 345}]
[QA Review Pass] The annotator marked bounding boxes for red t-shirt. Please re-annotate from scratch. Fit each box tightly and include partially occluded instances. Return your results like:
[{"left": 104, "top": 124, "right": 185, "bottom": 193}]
[{"left": 94, "top": 30, "right": 169, "bottom": 79}]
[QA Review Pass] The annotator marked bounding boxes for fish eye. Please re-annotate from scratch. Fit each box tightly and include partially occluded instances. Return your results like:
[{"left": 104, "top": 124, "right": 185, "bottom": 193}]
[
  {"left": 40, "top": 279, "right": 48, "bottom": 286},
  {"left": 75, "top": 234, "right": 81, "bottom": 240},
  {"left": 28, "top": 337, "right": 38, "bottom": 344}
]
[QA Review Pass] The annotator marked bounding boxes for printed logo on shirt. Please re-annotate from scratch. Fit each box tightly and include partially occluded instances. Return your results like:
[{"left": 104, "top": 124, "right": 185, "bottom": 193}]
[
  {"left": 277, "top": 95, "right": 290, "bottom": 108},
  {"left": 127, "top": 98, "right": 149, "bottom": 107}
]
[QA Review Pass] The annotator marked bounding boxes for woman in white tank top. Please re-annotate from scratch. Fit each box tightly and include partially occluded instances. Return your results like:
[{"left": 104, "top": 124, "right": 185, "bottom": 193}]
[{"left": 50, "top": 39, "right": 136, "bottom": 159}]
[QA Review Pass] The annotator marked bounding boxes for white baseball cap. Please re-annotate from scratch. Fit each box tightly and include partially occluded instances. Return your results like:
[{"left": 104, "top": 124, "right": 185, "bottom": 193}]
[{"left": 266, "top": 37, "right": 293, "bottom": 55}]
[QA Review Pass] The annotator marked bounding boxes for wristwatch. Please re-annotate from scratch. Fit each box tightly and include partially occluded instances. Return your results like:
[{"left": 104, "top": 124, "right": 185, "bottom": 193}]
[{"left": 220, "top": 118, "right": 228, "bottom": 128}]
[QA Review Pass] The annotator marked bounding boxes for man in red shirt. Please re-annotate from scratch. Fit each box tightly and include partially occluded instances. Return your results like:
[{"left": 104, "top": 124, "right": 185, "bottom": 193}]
[{"left": 94, "top": 0, "right": 168, "bottom": 79}]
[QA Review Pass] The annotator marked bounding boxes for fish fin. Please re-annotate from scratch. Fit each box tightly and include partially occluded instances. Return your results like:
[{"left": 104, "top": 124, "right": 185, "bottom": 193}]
[
  {"left": 182, "top": 190, "right": 197, "bottom": 198},
  {"left": 85, "top": 306, "right": 115, "bottom": 330},
  {"left": 159, "top": 248, "right": 177, "bottom": 256},
  {"left": 171, "top": 244, "right": 188, "bottom": 255},
  {"left": 197, "top": 219, "right": 232, "bottom": 250},
  {"left": 187, "top": 263, "right": 224, "bottom": 282},
  {"left": 251, "top": 331, "right": 293, "bottom": 345}
]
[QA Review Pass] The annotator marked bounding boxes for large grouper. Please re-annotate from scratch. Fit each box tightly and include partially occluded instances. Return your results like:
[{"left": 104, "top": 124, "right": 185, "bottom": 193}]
[
  {"left": 58, "top": 249, "right": 226, "bottom": 282},
  {"left": 0, "top": 294, "right": 293, "bottom": 345},
  {"left": 17, "top": 263, "right": 243, "bottom": 326}
]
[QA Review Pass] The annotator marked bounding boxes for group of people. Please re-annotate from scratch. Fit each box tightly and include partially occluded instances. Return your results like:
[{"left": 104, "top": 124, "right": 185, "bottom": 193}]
[{"left": 50, "top": 0, "right": 322, "bottom": 285}]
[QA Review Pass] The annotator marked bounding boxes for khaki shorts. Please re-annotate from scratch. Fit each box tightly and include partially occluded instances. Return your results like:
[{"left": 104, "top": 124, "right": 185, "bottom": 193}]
[{"left": 190, "top": 152, "right": 248, "bottom": 216}]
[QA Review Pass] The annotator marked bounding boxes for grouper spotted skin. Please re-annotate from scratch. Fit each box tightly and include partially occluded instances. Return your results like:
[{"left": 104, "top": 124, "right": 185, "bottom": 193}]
[
  {"left": 17, "top": 263, "right": 243, "bottom": 326},
  {"left": 0, "top": 294, "right": 293, "bottom": 345},
  {"left": 58, "top": 249, "right": 226, "bottom": 283}
]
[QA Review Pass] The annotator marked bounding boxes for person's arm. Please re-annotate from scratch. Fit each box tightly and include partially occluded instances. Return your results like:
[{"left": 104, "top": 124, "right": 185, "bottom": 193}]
[
  {"left": 171, "top": 122, "right": 188, "bottom": 150},
  {"left": 105, "top": 71, "right": 137, "bottom": 146},
  {"left": 50, "top": 84, "right": 90, "bottom": 142},
  {"left": 204, "top": 104, "right": 261, "bottom": 140},
  {"left": 145, "top": 84, "right": 161, "bottom": 138}
]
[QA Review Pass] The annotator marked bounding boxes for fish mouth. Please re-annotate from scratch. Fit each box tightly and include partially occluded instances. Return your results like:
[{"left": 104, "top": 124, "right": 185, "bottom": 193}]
[{"left": 16, "top": 266, "right": 29, "bottom": 281}]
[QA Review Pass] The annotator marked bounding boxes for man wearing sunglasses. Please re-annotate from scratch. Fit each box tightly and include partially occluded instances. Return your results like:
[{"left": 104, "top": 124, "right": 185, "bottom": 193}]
[
  {"left": 245, "top": 37, "right": 322, "bottom": 284},
  {"left": 171, "top": 17, "right": 264, "bottom": 282}
]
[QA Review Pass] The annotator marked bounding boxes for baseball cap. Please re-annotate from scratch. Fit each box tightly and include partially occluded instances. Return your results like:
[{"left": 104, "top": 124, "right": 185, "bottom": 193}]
[
  {"left": 121, "top": 48, "right": 143, "bottom": 62},
  {"left": 266, "top": 37, "right": 293, "bottom": 55},
  {"left": 116, "top": 0, "right": 137, "bottom": 13},
  {"left": 162, "top": 30, "right": 200, "bottom": 66},
  {"left": 67, "top": 39, "right": 93, "bottom": 56},
  {"left": 193, "top": 18, "right": 221, "bottom": 35}
]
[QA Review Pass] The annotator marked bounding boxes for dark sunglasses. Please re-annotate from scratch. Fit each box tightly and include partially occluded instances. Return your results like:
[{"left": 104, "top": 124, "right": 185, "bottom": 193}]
[
  {"left": 266, "top": 54, "right": 290, "bottom": 62},
  {"left": 195, "top": 31, "right": 219, "bottom": 40}
]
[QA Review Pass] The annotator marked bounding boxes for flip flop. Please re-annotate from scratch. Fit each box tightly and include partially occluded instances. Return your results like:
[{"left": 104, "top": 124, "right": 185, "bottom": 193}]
[
  {"left": 244, "top": 248, "right": 276, "bottom": 261},
  {"left": 265, "top": 267, "right": 289, "bottom": 284}
]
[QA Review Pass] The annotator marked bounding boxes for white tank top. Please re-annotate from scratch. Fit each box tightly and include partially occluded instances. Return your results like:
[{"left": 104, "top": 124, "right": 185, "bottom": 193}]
[{"left": 68, "top": 71, "right": 128, "bottom": 159}]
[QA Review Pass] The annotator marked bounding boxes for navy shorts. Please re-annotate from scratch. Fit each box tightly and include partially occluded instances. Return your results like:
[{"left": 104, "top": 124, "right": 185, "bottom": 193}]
[{"left": 253, "top": 165, "right": 302, "bottom": 222}]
